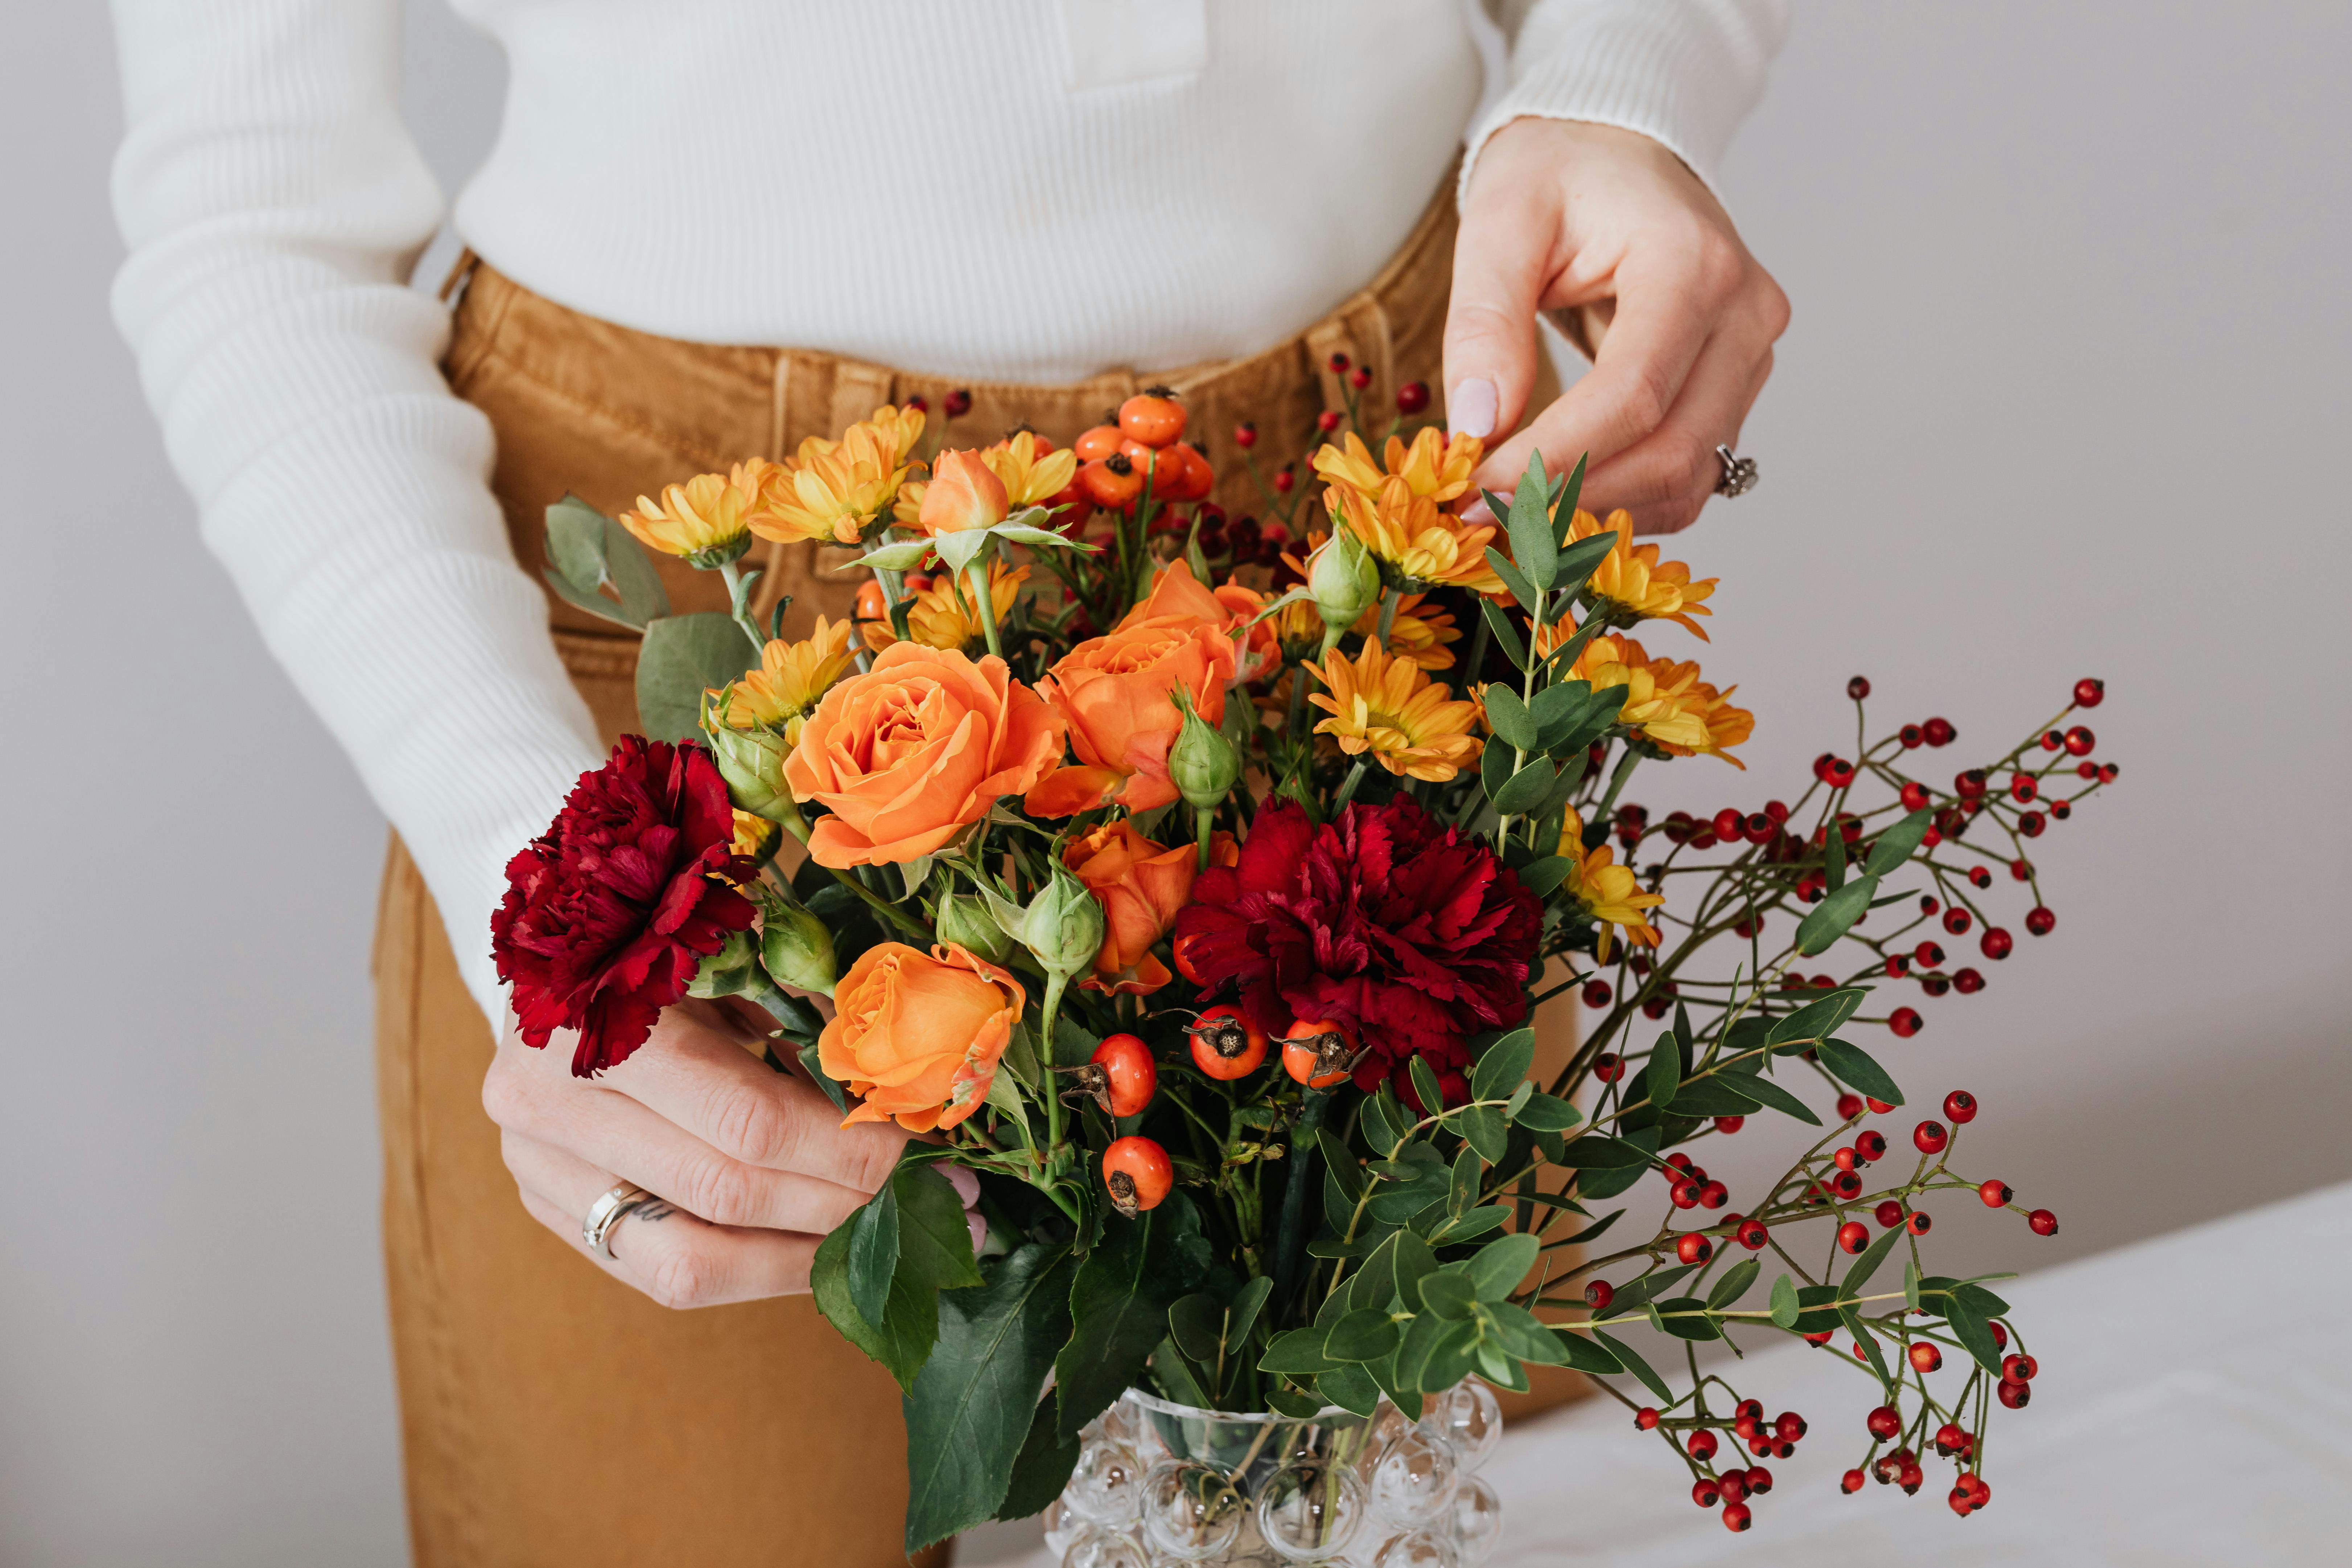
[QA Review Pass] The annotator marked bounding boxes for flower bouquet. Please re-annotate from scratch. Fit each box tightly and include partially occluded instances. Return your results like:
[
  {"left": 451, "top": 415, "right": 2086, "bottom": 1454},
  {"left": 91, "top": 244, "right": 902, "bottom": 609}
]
[{"left": 493, "top": 383, "right": 2111, "bottom": 1560}]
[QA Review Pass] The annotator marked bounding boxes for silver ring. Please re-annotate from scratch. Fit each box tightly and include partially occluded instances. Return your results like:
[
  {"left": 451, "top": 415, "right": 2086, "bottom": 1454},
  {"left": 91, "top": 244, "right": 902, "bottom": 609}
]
[
  {"left": 1714, "top": 444, "right": 1759, "bottom": 498},
  {"left": 582, "top": 1180, "right": 656, "bottom": 1261}
]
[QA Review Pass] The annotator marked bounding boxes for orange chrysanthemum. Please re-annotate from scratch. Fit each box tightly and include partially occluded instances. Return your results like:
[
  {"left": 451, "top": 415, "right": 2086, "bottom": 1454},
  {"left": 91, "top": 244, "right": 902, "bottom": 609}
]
[
  {"left": 718, "top": 616, "right": 857, "bottom": 743},
  {"left": 1313, "top": 428, "right": 1483, "bottom": 508},
  {"left": 1568, "top": 630, "right": 1752, "bottom": 766},
  {"left": 1567, "top": 509, "right": 1717, "bottom": 641},
  {"left": 750, "top": 406, "right": 924, "bottom": 545},
  {"left": 1306, "top": 641, "right": 1483, "bottom": 782},
  {"left": 1557, "top": 808, "right": 1663, "bottom": 961},
  {"left": 1329, "top": 481, "right": 1505, "bottom": 596}
]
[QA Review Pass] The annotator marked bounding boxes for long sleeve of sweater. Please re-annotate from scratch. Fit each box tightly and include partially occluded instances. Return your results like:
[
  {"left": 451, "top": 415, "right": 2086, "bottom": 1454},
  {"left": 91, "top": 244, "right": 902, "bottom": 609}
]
[
  {"left": 108, "top": 0, "right": 605, "bottom": 1023},
  {"left": 1475, "top": 0, "right": 1792, "bottom": 194}
]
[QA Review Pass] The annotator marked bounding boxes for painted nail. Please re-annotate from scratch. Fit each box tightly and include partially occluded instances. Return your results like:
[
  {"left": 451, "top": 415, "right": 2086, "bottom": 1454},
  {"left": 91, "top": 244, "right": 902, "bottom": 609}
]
[{"left": 1450, "top": 377, "right": 1498, "bottom": 440}]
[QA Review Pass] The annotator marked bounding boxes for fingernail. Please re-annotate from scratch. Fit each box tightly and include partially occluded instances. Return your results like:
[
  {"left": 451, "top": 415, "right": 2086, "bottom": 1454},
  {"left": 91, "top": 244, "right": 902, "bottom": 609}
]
[
  {"left": 1458, "top": 494, "right": 1495, "bottom": 524},
  {"left": 1449, "top": 377, "right": 1498, "bottom": 440},
  {"left": 943, "top": 1163, "right": 982, "bottom": 1207},
  {"left": 966, "top": 1208, "right": 990, "bottom": 1255}
]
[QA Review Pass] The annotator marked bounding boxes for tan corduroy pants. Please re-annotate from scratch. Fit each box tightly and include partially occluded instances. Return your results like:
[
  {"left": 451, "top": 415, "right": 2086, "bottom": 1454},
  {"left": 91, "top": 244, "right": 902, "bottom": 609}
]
[{"left": 373, "top": 173, "right": 1574, "bottom": 1568}]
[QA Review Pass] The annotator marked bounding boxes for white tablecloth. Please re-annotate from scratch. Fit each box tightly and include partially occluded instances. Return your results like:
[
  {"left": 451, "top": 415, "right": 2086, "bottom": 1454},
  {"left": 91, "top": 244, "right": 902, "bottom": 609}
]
[{"left": 991, "top": 1182, "right": 2351, "bottom": 1566}]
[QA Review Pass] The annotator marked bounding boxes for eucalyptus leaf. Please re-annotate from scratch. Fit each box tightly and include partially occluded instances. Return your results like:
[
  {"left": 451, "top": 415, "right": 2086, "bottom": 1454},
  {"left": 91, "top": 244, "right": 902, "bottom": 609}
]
[
  {"left": 1768, "top": 1272, "right": 1800, "bottom": 1329},
  {"left": 635, "top": 612, "right": 761, "bottom": 743},
  {"left": 1505, "top": 452, "right": 1558, "bottom": 588},
  {"left": 1479, "top": 596, "right": 1530, "bottom": 671},
  {"left": 1483, "top": 544, "right": 1540, "bottom": 612},
  {"left": 1325, "top": 1308, "right": 1401, "bottom": 1364},
  {"left": 1516, "top": 856, "right": 1572, "bottom": 898},
  {"left": 1515, "top": 1092, "right": 1583, "bottom": 1132},
  {"left": 1458, "top": 1106, "right": 1509, "bottom": 1164},
  {"left": 1465, "top": 1232, "right": 1539, "bottom": 1302},
  {"left": 1490, "top": 758, "right": 1558, "bottom": 816},
  {"left": 1484, "top": 687, "right": 1541, "bottom": 754}
]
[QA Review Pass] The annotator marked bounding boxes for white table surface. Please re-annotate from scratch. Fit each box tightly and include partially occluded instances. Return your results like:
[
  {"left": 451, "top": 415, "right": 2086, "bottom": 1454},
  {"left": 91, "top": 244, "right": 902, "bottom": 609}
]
[{"left": 990, "top": 1181, "right": 2351, "bottom": 1566}]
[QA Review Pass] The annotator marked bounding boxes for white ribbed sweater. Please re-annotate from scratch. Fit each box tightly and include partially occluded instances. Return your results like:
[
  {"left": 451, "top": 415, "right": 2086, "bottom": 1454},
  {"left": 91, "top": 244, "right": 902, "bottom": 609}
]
[{"left": 108, "top": 0, "right": 1786, "bottom": 1020}]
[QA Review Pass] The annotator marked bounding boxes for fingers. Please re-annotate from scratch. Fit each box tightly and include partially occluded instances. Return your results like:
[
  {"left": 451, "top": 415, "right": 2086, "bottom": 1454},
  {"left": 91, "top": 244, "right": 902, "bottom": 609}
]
[
  {"left": 484, "top": 1032, "right": 881, "bottom": 1236},
  {"left": 599, "top": 1009, "right": 911, "bottom": 1193},
  {"left": 1471, "top": 247, "right": 1719, "bottom": 495},
  {"left": 505, "top": 1131, "right": 820, "bottom": 1308},
  {"left": 1443, "top": 175, "right": 1560, "bottom": 441},
  {"left": 1581, "top": 333, "right": 1776, "bottom": 538}
]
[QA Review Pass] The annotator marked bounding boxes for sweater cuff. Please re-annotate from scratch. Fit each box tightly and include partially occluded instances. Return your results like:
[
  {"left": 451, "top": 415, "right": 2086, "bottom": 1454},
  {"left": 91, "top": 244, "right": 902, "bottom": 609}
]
[{"left": 1463, "top": 0, "right": 1791, "bottom": 203}]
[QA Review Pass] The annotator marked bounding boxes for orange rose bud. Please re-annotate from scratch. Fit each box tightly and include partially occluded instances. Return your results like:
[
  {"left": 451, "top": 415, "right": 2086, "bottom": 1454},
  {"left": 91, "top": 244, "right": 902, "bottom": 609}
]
[
  {"left": 1025, "top": 560, "right": 1238, "bottom": 816},
  {"left": 785, "top": 643, "right": 1065, "bottom": 867},
  {"left": 1063, "top": 820, "right": 1197, "bottom": 996},
  {"left": 817, "top": 942, "right": 1025, "bottom": 1132},
  {"left": 918, "top": 448, "right": 1010, "bottom": 535}
]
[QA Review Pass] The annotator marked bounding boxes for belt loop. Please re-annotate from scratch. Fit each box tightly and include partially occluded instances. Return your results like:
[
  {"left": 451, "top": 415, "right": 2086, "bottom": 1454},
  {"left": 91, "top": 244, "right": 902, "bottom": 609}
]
[
  {"left": 768, "top": 351, "right": 793, "bottom": 462},
  {"left": 434, "top": 246, "right": 480, "bottom": 306},
  {"left": 828, "top": 361, "right": 898, "bottom": 439}
]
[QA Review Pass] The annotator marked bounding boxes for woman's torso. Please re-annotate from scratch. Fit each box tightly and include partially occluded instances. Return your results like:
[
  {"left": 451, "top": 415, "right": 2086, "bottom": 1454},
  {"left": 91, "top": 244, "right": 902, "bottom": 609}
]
[{"left": 449, "top": 0, "right": 1485, "bottom": 380}]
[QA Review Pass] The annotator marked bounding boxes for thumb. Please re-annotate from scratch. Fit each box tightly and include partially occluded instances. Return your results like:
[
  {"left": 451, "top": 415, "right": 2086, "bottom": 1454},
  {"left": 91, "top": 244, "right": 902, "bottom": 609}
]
[{"left": 1442, "top": 181, "right": 1555, "bottom": 444}]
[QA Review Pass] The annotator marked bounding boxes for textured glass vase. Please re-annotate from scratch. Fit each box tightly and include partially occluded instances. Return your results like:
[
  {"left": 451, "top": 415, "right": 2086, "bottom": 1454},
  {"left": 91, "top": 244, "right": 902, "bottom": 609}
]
[{"left": 1043, "top": 1381, "right": 1504, "bottom": 1567}]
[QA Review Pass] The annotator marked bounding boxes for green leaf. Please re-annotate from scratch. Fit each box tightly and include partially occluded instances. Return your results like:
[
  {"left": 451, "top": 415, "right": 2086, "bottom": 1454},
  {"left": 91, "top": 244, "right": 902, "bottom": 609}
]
[
  {"left": 1466, "top": 1232, "right": 1539, "bottom": 1301},
  {"left": 1421, "top": 1319, "right": 1484, "bottom": 1393},
  {"left": 1948, "top": 1309, "right": 2004, "bottom": 1373},
  {"left": 1538, "top": 614, "right": 1609, "bottom": 679},
  {"left": 1649, "top": 1295, "right": 1722, "bottom": 1341},
  {"left": 1768, "top": 1272, "right": 1800, "bottom": 1329},
  {"left": 1259, "top": 1326, "right": 1339, "bottom": 1375},
  {"left": 1425, "top": 1205, "right": 1512, "bottom": 1245},
  {"left": 1344, "top": 1232, "right": 1401, "bottom": 1317},
  {"left": 1483, "top": 544, "right": 1540, "bottom": 612},
  {"left": 1317, "top": 1363, "right": 1384, "bottom": 1417},
  {"left": 1658, "top": 1076, "right": 1762, "bottom": 1117},
  {"left": 1490, "top": 758, "right": 1558, "bottom": 816},
  {"left": 1480, "top": 735, "right": 1514, "bottom": 808},
  {"left": 1765, "top": 988, "right": 1870, "bottom": 1048},
  {"left": 1791, "top": 1284, "right": 1845, "bottom": 1335},
  {"left": 1721, "top": 1070, "right": 1822, "bottom": 1126},
  {"left": 1418, "top": 1269, "right": 1478, "bottom": 1320},
  {"left": 1824, "top": 813, "right": 1848, "bottom": 893},
  {"left": 1643, "top": 1038, "right": 1681, "bottom": 1111},
  {"left": 1226, "top": 1276, "right": 1276, "bottom": 1352},
  {"left": 1447, "top": 1144, "right": 1483, "bottom": 1216},
  {"left": 1953, "top": 1282, "right": 2011, "bottom": 1319},
  {"left": 1484, "top": 686, "right": 1541, "bottom": 754},
  {"left": 1391, "top": 1228, "right": 1437, "bottom": 1313},
  {"left": 635, "top": 612, "right": 760, "bottom": 743},
  {"left": 894, "top": 1164, "right": 984, "bottom": 1292},
  {"left": 1516, "top": 1091, "right": 1583, "bottom": 1132},
  {"left": 796, "top": 1040, "right": 850, "bottom": 1114},
  {"left": 1479, "top": 596, "right": 1530, "bottom": 671},
  {"left": 901, "top": 1243, "right": 1077, "bottom": 1553},
  {"left": 854, "top": 540, "right": 934, "bottom": 572},
  {"left": 1325, "top": 1308, "right": 1401, "bottom": 1364},
  {"left": 1393, "top": 1306, "right": 1452, "bottom": 1394},
  {"left": 1166, "top": 1292, "right": 1225, "bottom": 1366},
  {"left": 1319, "top": 1128, "right": 1365, "bottom": 1200},
  {"left": 1707, "top": 1259, "right": 1762, "bottom": 1310},
  {"left": 1516, "top": 856, "right": 1572, "bottom": 898},
  {"left": 1054, "top": 1199, "right": 1202, "bottom": 1439},
  {"left": 1264, "top": 1386, "right": 1324, "bottom": 1419},
  {"left": 1506, "top": 451, "right": 1559, "bottom": 589},
  {"left": 1458, "top": 1106, "right": 1509, "bottom": 1164},
  {"left": 1484, "top": 1300, "right": 1569, "bottom": 1364},
  {"left": 1548, "top": 521, "right": 1617, "bottom": 598},
  {"left": 812, "top": 1219, "right": 939, "bottom": 1393},
  {"left": 1864, "top": 808, "right": 1936, "bottom": 877},
  {"left": 1839, "top": 1309, "right": 1894, "bottom": 1388},
  {"left": 1360, "top": 1093, "right": 1406, "bottom": 1157},
  {"left": 1816, "top": 1038, "right": 1905, "bottom": 1107},
  {"left": 1597, "top": 1263, "right": 1697, "bottom": 1317},
  {"left": 846, "top": 1181, "right": 901, "bottom": 1328},
  {"left": 1794, "top": 874, "right": 1878, "bottom": 955},
  {"left": 1904, "top": 1259, "right": 1923, "bottom": 1312},
  {"left": 544, "top": 494, "right": 670, "bottom": 629},
  {"left": 1365, "top": 1142, "right": 1450, "bottom": 1224},
  {"left": 1534, "top": 680, "right": 1624, "bottom": 756},
  {"left": 1552, "top": 1327, "right": 1624, "bottom": 1375},
  {"left": 1472, "top": 1029, "right": 1536, "bottom": 1104},
  {"left": 993, "top": 1396, "right": 1079, "bottom": 1522},
  {"left": 1152, "top": 1338, "right": 1212, "bottom": 1408},
  {"left": 1591, "top": 1329, "right": 1672, "bottom": 1403},
  {"left": 1550, "top": 450, "right": 1589, "bottom": 534},
  {"left": 543, "top": 495, "right": 611, "bottom": 595},
  {"left": 1842, "top": 1222, "right": 1905, "bottom": 1297}
]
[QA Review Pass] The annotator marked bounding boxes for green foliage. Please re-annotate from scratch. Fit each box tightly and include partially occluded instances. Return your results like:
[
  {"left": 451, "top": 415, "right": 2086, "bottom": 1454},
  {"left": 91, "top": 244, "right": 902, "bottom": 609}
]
[
  {"left": 542, "top": 495, "right": 670, "bottom": 629},
  {"left": 636, "top": 612, "right": 759, "bottom": 742},
  {"left": 1054, "top": 1195, "right": 1206, "bottom": 1439},
  {"left": 1816, "top": 1038, "right": 1906, "bottom": 1107}
]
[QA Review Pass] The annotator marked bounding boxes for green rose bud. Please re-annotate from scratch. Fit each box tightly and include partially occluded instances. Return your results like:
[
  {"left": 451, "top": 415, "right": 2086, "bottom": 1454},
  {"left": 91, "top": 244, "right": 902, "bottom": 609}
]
[
  {"left": 686, "top": 928, "right": 759, "bottom": 999},
  {"left": 935, "top": 891, "right": 1014, "bottom": 965},
  {"left": 1307, "top": 527, "right": 1380, "bottom": 650},
  {"left": 1169, "top": 688, "right": 1240, "bottom": 811},
  {"left": 704, "top": 719, "right": 797, "bottom": 825},
  {"left": 981, "top": 861, "right": 1105, "bottom": 982},
  {"left": 756, "top": 888, "right": 838, "bottom": 997}
]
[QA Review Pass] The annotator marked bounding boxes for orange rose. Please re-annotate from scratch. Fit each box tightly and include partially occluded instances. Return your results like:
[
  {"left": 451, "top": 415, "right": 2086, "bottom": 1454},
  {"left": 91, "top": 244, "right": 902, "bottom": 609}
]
[
  {"left": 1026, "top": 560, "right": 1239, "bottom": 816},
  {"left": 1212, "top": 580, "right": 1277, "bottom": 684},
  {"left": 918, "top": 448, "right": 1010, "bottom": 535},
  {"left": 818, "top": 942, "right": 1025, "bottom": 1131},
  {"left": 1064, "top": 820, "right": 1197, "bottom": 995},
  {"left": 785, "top": 643, "right": 1065, "bottom": 867}
]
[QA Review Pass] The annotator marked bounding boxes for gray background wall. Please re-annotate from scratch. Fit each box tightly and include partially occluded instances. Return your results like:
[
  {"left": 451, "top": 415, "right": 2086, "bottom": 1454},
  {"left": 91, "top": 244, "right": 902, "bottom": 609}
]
[{"left": 3, "top": 4, "right": 2345, "bottom": 1564}]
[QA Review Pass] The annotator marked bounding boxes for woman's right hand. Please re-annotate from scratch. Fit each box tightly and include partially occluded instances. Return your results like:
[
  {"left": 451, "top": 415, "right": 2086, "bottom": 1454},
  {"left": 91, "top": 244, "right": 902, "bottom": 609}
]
[{"left": 482, "top": 997, "right": 914, "bottom": 1309}]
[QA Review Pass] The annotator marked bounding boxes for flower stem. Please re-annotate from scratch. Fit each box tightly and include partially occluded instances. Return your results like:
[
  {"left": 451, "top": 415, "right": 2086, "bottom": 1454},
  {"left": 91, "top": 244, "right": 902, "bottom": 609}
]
[
  {"left": 717, "top": 559, "right": 768, "bottom": 658},
  {"left": 1195, "top": 805, "right": 1216, "bottom": 870},
  {"left": 1331, "top": 758, "right": 1368, "bottom": 813},
  {"left": 1272, "top": 1087, "right": 1332, "bottom": 1314},
  {"left": 1375, "top": 589, "right": 1399, "bottom": 650},
  {"left": 770, "top": 794, "right": 932, "bottom": 943},
  {"left": 967, "top": 556, "right": 1002, "bottom": 660},
  {"left": 1039, "top": 969, "right": 1070, "bottom": 1155}
]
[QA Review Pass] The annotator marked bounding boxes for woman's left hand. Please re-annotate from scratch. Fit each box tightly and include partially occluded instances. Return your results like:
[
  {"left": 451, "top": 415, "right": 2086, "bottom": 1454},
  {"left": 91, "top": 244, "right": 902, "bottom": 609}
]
[{"left": 1443, "top": 118, "right": 1790, "bottom": 535}]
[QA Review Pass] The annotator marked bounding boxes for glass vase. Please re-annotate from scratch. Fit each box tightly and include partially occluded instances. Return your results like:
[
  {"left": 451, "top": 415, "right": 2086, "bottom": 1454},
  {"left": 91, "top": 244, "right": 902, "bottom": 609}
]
[{"left": 1043, "top": 1380, "right": 1504, "bottom": 1567}]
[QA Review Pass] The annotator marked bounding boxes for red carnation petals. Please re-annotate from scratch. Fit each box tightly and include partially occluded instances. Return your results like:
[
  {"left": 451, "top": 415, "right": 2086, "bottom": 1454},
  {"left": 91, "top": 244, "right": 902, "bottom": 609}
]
[
  {"left": 491, "top": 737, "right": 757, "bottom": 1077},
  {"left": 1170, "top": 797, "right": 1541, "bottom": 1100}
]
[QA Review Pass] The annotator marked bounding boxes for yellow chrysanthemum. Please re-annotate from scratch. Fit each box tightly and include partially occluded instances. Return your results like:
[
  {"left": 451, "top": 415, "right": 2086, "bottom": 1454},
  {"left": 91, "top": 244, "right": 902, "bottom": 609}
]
[
  {"left": 1568, "top": 631, "right": 1751, "bottom": 765},
  {"left": 980, "top": 431, "right": 1080, "bottom": 507},
  {"left": 732, "top": 810, "right": 778, "bottom": 860},
  {"left": 1567, "top": 509, "right": 1717, "bottom": 641},
  {"left": 1330, "top": 481, "right": 1505, "bottom": 595},
  {"left": 1306, "top": 641, "right": 1483, "bottom": 782},
  {"left": 718, "top": 616, "right": 857, "bottom": 742},
  {"left": 1636, "top": 650, "right": 1755, "bottom": 768},
  {"left": 1312, "top": 429, "right": 1483, "bottom": 507},
  {"left": 1350, "top": 592, "right": 1461, "bottom": 670},
  {"left": 864, "top": 561, "right": 1030, "bottom": 654},
  {"left": 1557, "top": 808, "right": 1664, "bottom": 961},
  {"left": 751, "top": 407, "right": 925, "bottom": 545},
  {"left": 619, "top": 460, "right": 773, "bottom": 558}
]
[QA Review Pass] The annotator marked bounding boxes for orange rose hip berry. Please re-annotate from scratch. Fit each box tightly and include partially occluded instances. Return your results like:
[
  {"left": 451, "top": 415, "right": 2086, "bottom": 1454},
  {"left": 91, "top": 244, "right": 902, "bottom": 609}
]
[
  {"left": 1187, "top": 1005, "right": 1267, "bottom": 1080},
  {"left": 1101, "top": 1136, "right": 1173, "bottom": 1218},
  {"left": 1281, "top": 1018, "right": 1358, "bottom": 1088},
  {"left": 1087, "top": 1034, "right": 1158, "bottom": 1118}
]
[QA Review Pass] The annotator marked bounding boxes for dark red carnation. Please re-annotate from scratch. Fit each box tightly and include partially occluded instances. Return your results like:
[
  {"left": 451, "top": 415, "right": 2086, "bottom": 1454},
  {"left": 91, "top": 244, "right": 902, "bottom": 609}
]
[
  {"left": 491, "top": 736, "right": 756, "bottom": 1076},
  {"left": 1171, "top": 796, "right": 1540, "bottom": 1098}
]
